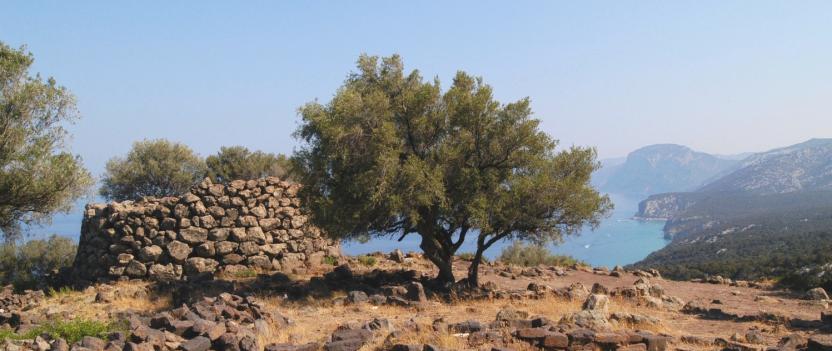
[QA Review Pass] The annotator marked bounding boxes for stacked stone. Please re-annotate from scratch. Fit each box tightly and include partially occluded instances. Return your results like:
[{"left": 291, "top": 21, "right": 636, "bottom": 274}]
[
  {"left": 0, "top": 285, "right": 44, "bottom": 314},
  {"left": 72, "top": 177, "right": 340, "bottom": 282}
]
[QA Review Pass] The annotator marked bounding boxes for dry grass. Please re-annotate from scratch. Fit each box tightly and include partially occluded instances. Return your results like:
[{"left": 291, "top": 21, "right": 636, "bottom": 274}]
[
  {"left": 35, "top": 281, "right": 171, "bottom": 321},
  {"left": 254, "top": 293, "right": 590, "bottom": 347}
]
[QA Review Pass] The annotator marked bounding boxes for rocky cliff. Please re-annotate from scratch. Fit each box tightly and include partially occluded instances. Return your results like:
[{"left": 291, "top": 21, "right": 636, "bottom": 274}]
[
  {"left": 71, "top": 177, "right": 340, "bottom": 283},
  {"left": 634, "top": 193, "right": 698, "bottom": 220}
]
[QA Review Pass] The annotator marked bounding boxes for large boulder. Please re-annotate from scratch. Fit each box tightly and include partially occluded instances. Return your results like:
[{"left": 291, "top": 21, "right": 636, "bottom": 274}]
[
  {"left": 807, "top": 287, "right": 829, "bottom": 301},
  {"left": 185, "top": 257, "right": 219, "bottom": 274},
  {"left": 148, "top": 263, "right": 181, "bottom": 281},
  {"left": 166, "top": 241, "right": 192, "bottom": 262},
  {"left": 179, "top": 227, "right": 208, "bottom": 244},
  {"left": 125, "top": 260, "right": 148, "bottom": 277}
]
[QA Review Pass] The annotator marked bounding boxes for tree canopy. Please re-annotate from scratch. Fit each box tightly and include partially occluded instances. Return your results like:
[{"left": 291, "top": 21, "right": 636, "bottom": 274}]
[
  {"left": 206, "top": 146, "right": 291, "bottom": 183},
  {"left": 293, "top": 54, "right": 612, "bottom": 286},
  {"left": 0, "top": 43, "right": 93, "bottom": 240},
  {"left": 100, "top": 139, "right": 206, "bottom": 201}
]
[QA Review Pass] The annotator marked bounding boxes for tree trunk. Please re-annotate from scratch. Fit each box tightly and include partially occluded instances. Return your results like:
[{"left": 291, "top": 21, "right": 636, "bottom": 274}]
[
  {"left": 467, "top": 248, "right": 485, "bottom": 288},
  {"left": 419, "top": 234, "right": 455, "bottom": 285}
]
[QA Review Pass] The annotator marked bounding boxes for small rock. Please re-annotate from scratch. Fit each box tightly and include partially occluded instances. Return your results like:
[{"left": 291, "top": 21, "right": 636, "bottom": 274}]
[
  {"left": 390, "top": 249, "right": 405, "bottom": 263},
  {"left": 180, "top": 336, "right": 212, "bottom": 351},
  {"left": 347, "top": 291, "right": 369, "bottom": 304}
]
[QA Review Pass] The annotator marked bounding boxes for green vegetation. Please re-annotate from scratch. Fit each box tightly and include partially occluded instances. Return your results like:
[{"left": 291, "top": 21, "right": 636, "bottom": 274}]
[
  {"left": 101, "top": 142, "right": 295, "bottom": 200},
  {"left": 47, "top": 286, "right": 75, "bottom": 298},
  {"left": 229, "top": 267, "right": 258, "bottom": 278},
  {"left": 0, "top": 235, "right": 77, "bottom": 291},
  {"left": 206, "top": 146, "right": 292, "bottom": 183},
  {"left": 633, "top": 190, "right": 832, "bottom": 292},
  {"left": 0, "top": 319, "right": 127, "bottom": 344},
  {"left": 498, "top": 241, "right": 582, "bottom": 267},
  {"left": 293, "top": 54, "right": 611, "bottom": 286},
  {"left": 100, "top": 139, "right": 207, "bottom": 201},
  {"left": 356, "top": 255, "right": 377, "bottom": 267},
  {"left": 0, "top": 42, "right": 93, "bottom": 240},
  {"left": 322, "top": 255, "right": 339, "bottom": 266}
]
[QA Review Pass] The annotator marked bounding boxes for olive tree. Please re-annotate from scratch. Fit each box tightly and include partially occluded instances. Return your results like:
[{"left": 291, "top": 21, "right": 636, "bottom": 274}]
[
  {"left": 0, "top": 43, "right": 93, "bottom": 240},
  {"left": 206, "top": 146, "right": 291, "bottom": 183},
  {"left": 293, "top": 55, "right": 612, "bottom": 286},
  {"left": 100, "top": 139, "right": 206, "bottom": 201}
]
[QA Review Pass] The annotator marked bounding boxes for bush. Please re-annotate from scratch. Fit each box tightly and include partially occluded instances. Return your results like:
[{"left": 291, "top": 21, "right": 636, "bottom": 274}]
[
  {"left": 100, "top": 139, "right": 206, "bottom": 201},
  {"left": 498, "top": 241, "right": 582, "bottom": 267},
  {"left": 206, "top": 146, "right": 292, "bottom": 183},
  {"left": 356, "top": 255, "right": 377, "bottom": 267},
  {"left": 0, "top": 319, "right": 127, "bottom": 343},
  {"left": 0, "top": 235, "right": 77, "bottom": 291},
  {"left": 322, "top": 255, "right": 338, "bottom": 266}
]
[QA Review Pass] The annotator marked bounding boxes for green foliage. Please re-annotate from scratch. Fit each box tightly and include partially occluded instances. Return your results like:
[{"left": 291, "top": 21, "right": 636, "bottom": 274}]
[
  {"left": 293, "top": 54, "right": 611, "bottom": 283},
  {"left": 0, "top": 235, "right": 77, "bottom": 291},
  {"left": 46, "top": 286, "right": 75, "bottom": 298},
  {"left": 0, "top": 42, "right": 93, "bottom": 240},
  {"left": 632, "top": 190, "right": 832, "bottom": 292},
  {"left": 322, "top": 255, "right": 339, "bottom": 266},
  {"left": 356, "top": 255, "right": 377, "bottom": 267},
  {"left": 498, "top": 241, "right": 582, "bottom": 267},
  {"left": 229, "top": 268, "right": 257, "bottom": 278},
  {"left": 0, "top": 319, "right": 127, "bottom": 343},
  {"left": 206, "top": 146, "right": 292, "bottom": 183},
  {"left": 100, "top": 139, "right": 206, "bottom": 201}
]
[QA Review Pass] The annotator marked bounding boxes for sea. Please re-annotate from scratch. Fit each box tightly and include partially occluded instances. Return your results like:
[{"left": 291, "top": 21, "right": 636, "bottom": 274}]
[{"left": 26, "top": 193, "right": 668, "bottom": 268}]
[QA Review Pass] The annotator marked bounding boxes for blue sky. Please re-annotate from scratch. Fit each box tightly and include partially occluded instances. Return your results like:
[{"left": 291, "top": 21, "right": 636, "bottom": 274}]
[{"left": 3, "top": 1, "right": 831, "bottom": 175}]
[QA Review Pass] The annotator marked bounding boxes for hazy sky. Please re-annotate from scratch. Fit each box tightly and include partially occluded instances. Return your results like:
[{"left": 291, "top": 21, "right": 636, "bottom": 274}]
[{"left": 3, "top": 1, "right": 831, "bottom": 174}]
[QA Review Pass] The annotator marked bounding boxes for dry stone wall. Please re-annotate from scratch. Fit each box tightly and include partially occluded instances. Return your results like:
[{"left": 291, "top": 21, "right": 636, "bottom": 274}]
[{"left": 72, "top": 177, "right": 340, "bottom": 282}]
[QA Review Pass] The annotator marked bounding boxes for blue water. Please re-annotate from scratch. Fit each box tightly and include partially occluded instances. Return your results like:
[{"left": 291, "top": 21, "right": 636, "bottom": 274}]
[
  {"left": 26, "top": 194, "right": 668, "bottom": 268},
  {"left": 341, "top": 194, "right": 669, "bottom": 267}
]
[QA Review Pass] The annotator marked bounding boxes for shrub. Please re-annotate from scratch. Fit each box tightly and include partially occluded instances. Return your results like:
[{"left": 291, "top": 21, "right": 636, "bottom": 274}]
[
  {"left": 356, "top": 255, "right": 377, "bottom": 267},
  {"left": 8, "top": 319, "right": 127, "bottom": 344},
  {"left": 206, "top": 146, "right": 292, "bottom": 183},
  {"left": 498, "top": 241, "right": 582, "bottom": 267},
  {"left": 0, "top": 235, "right": 77, "bottom": 291},
  {"left": 322, "top": 255, "right": 338, "bottom": 266},
  {"left": 47, "top": 286, "right": 75, "bottom": 298},
  {"left": 100, "top": 139, "right": 206, "bottom": 201}
]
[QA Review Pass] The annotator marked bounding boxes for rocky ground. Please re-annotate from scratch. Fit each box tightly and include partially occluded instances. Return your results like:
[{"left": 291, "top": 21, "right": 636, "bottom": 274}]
[{"left": 1, "top": 252, "right": 831, "bottom": 351}]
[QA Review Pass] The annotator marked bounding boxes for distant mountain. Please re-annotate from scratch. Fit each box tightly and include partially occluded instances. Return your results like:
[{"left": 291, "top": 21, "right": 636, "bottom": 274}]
[
  {"left": 598, "top": 144, "right": 740, "bottom": 197},
  {"left": 632, "top": 139, "right": 832, "bottom": 290},
  {"left": 590, "top": 157, "right": 626, "bottom": 189},
  {"left": 698, "top": 138, "right": 832, "bottom": 194},
  {"left": 637, "top": 138, "right": 832, "bottom": 219}
]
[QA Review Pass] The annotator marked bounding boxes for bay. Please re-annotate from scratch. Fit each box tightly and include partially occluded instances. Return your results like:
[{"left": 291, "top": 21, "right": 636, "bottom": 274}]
[{"left": 342, "top": 194, "right": 669, "bottom": 267}]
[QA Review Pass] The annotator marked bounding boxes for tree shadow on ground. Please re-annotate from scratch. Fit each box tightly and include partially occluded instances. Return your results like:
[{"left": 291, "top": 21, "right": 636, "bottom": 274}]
[{"left": 150, "top": 265, "right": 432, "bottom": 306}]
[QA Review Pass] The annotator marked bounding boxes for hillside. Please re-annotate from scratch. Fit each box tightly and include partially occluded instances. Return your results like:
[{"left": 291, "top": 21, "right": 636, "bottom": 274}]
[
  {"left": 598, "top": 144, "right": 739, "bottom": 197},
  {"left": 637, "top": 139, "right": 832, "bottom": 219},
  {"left": 632, "top": 139, "right": 832, "bottom": 290},
  {"left": 699, "top": 138, "right": 832, "bottom": 194},
  {"left": 632, "top": 191, "right": 832, "bottom": 290}
]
